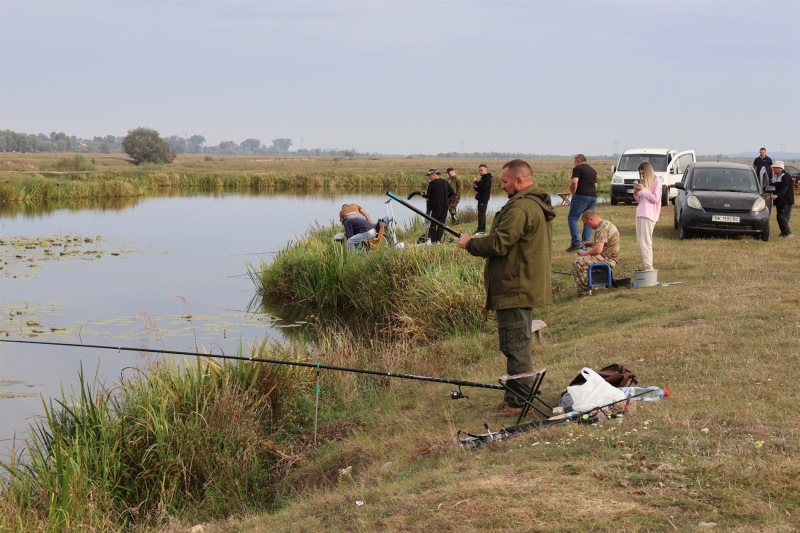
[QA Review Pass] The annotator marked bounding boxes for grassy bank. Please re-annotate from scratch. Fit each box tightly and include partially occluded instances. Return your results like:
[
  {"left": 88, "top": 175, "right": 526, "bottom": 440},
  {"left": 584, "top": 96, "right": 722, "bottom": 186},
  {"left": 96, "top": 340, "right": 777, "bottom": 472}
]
[
  {"left": 240, "top": 204, "right": 798, "bottom": 532},
  {"left": 0, "top": 153, "right": 611, "bottom": 202},
  {"left": 3, "top": 190, "right": 799, "bottom": 531}
]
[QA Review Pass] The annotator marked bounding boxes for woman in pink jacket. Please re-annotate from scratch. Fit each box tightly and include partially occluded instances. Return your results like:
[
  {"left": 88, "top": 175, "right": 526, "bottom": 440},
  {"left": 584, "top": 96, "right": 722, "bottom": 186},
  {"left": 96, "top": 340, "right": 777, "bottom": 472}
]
[{"left": 633, "top": 162, "right": 662, "bottom": 270}]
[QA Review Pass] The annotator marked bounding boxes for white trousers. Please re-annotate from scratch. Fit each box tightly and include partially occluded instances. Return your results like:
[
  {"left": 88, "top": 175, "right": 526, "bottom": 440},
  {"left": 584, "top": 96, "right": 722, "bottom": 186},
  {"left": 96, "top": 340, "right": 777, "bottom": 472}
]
[{"left": 635, "top": 217, "right": 656, "bottom": 270}]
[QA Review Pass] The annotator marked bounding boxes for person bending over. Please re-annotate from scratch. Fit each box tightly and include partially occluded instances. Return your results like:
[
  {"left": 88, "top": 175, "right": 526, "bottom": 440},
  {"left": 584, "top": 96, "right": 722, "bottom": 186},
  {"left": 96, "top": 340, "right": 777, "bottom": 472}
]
[{"left": 340, "top": 203, "right": 377, "bottom": 250}]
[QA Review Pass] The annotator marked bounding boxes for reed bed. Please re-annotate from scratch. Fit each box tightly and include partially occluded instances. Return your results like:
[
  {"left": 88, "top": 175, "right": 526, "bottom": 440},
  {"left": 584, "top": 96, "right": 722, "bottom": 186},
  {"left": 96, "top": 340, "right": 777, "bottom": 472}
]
[
  {"left": 0, "top": 342, "right": 316, "bottom": 531},
  {"left": 0, "top": 153, "right": 612, "bottom": 202},
  {"left": 250, "top": 222, "right": 490, "bottom": 340}
]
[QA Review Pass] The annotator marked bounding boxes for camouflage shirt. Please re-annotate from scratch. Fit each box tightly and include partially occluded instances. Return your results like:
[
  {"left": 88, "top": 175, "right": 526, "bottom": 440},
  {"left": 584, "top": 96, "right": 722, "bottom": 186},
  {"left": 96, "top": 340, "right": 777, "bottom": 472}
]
[{"left": 594, "top": 219, "right": 620, "bottom": 265}]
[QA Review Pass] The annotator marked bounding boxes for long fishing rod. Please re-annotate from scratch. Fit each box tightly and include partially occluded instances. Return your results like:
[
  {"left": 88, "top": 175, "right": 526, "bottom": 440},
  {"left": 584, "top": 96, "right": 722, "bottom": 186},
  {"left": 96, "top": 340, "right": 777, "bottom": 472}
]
[
  {"left": 386, "top": 192, "right": 462, "bottom": 237},
  {"left": 458, "top": 386, "right": 663, "bottom": 448},
  {"left": 0, "top": 339, "right": 504, "bottom": 391}
]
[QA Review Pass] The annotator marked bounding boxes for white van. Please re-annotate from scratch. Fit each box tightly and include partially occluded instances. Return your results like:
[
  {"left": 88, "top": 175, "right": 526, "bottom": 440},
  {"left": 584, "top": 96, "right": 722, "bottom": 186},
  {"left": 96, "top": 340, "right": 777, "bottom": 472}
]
[{"left": 609, "top": 148, "right": 696, "bottom": 205}]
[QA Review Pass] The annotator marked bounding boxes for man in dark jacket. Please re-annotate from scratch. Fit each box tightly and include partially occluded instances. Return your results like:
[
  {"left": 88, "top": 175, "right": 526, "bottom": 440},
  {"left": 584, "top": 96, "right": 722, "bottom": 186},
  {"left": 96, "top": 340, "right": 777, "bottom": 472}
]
[
  {"left": 459, "top": 159, "right": 556, "bottom": 418},
  {"left": 422, "top": 169, "right": 455, "bottom": 243},
  {"left": 770, "top": 161, "right": 794, "bottom": 238},
  {"left": 472, "top": 164, "right": 492, "bottom": 235},
  {"left": 753, "top": 147, "right": 773, "bottom": 189}
]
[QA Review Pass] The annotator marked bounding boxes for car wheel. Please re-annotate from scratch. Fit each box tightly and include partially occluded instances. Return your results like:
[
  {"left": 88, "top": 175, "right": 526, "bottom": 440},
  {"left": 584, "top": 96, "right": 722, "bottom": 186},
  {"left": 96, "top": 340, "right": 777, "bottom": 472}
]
[
  {"left": 758, "top": 225, "right": 770, "bottom": 242},
  {"left": 610, "top": 197, "right": 618, "bottom": 206},
  {"left": 661, "top": 185, "right": 669, "bottom": 207},
  {"left": 678, "top": 219, "right": 691, "bottom": 240}
]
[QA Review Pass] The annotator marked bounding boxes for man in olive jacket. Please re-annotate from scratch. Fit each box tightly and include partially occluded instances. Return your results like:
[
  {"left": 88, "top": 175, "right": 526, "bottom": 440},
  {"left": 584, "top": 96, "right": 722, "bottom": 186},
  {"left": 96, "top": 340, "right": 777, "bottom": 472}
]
[{"left": 459, "top": 159, "right": 556, "bottom": 418}]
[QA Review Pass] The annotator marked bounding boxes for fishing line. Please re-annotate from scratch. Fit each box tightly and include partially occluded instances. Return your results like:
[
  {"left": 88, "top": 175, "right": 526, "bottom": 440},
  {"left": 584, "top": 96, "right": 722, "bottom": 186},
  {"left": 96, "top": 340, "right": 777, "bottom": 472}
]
[
  {"left": 178, "top": 273, "right": 252, "bottom": 288},
  {"left": 221, "top": 251, "right": 279, "bottom": 257},
  {"left": 0, "top": 339, "right": 505, "bottom": 391}
]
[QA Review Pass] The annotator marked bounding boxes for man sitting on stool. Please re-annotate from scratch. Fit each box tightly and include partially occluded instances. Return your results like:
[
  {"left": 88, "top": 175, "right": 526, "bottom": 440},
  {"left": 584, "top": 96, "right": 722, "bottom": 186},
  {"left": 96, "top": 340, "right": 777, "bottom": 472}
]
[{"left": 571, "top": 210, "right": 619, "bottom": 298}]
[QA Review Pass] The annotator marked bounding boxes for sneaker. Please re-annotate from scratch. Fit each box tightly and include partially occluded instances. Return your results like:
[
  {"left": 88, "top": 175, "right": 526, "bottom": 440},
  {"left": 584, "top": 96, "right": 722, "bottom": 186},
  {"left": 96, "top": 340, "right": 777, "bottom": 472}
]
[
  {"left": 474, "top": 231, "right": 487, "bottom": 236},
  {"left": 786, "top": 234, "right": 795, "bottom": 239},
  {"left": 565, "top": 244, "right": 581, "bottom": 252}
]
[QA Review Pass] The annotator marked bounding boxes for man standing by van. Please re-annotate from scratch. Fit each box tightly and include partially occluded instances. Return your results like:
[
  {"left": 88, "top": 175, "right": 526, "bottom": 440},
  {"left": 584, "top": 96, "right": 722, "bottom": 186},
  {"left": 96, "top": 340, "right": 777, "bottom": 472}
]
[
  {"left": 566, "top": 154, "right": 598, "bottom": 252},
  {"left": 753, "top": 148, "right": 773, "bottom": 188}
]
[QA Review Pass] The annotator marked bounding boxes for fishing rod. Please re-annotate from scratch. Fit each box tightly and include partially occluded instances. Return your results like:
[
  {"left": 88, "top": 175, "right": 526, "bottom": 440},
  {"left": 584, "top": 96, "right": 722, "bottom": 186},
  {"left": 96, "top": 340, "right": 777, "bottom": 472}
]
[
  {"left": 0, "top": 339, "right": 504, "bottom": 392},
  {"left": 386, "top": 191, "right": 462, "bottom": 237},
  {"left": 457, "top": 386, "right": 663, "bottom": 448}
]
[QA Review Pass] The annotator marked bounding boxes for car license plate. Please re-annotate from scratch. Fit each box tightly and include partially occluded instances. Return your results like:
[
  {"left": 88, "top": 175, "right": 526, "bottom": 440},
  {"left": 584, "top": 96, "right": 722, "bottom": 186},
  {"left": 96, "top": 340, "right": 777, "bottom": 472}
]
[
  {"left": 626, "top": 188, "right": 634, "bottom": 194},
  {"left": 712, "top": 215, "right": 740, "bottom": 223}
]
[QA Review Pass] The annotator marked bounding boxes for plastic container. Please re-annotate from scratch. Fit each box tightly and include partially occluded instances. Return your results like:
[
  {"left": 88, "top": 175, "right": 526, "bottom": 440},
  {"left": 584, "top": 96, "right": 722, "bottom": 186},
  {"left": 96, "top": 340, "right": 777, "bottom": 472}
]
[
  {"left": 634, "top": 269, "right": 658, "bottom": 287},
  {"left": 620, "top": 386, "right": 667, "bottom": 402}
]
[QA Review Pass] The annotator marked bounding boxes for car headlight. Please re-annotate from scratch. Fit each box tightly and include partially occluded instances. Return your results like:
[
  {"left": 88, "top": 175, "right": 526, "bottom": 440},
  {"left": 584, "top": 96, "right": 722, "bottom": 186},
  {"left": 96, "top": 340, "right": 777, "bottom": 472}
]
[
  {"left": 611, "top": 175, "right": 623, "bottom": 184},
  {"left": 751, "top": 197, "right": 766, "bottom": 213},
  {"left": 687, "top": 195, "right": 702, "bottom": 210}
]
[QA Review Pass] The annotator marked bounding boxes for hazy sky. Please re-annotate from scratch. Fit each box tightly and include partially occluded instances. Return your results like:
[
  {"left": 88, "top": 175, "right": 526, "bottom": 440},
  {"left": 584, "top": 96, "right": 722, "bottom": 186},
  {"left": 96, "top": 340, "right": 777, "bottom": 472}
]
[{"left": 1, "top": 0, "right": 798, "bottom": 155}]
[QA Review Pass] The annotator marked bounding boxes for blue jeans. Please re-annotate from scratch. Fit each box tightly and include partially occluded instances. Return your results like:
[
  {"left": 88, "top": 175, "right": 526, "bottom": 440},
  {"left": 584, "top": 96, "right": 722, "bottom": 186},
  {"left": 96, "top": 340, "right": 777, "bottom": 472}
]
[
  {"left": 568, "top": 194, "right": 597, "bottom": 246},
  {"left": 347, "top": 216, "right": 390, "bottom": 251}
]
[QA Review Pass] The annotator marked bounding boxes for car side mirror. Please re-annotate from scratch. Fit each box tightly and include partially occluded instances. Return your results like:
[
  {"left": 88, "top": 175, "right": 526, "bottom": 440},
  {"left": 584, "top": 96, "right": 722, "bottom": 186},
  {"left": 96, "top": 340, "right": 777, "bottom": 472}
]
[
  {"left": 611, "top": 165, "right": 616, "bottom": 173},
  {"left": 763, "top": 186, "right": 775, "bottom": 193},
  {"left": 673, "top": 183, "right": 685, "bottom": 190}
]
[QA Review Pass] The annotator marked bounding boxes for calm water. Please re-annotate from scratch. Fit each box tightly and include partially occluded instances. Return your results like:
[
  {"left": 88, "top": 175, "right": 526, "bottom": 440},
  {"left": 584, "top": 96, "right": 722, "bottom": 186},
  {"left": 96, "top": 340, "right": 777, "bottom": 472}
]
[{"left": 0, "top": 190, "right": 566, "bottom": 446}]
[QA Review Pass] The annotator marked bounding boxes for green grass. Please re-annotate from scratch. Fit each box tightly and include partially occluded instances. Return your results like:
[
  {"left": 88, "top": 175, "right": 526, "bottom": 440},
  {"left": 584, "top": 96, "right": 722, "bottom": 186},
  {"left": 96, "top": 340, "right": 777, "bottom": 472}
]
[
  {"left": 249, "top": 220, "right": 495, "bottom": 340},
  {"left": 235, "top": 202, "right": 799, "bottom": 532},
  {"left": 0, "top": 342, "right": 319, "bottom": 531},
  {"left": 0, "top": 153, "right": 613, "bottom": 202},
  {"left": 2, "top": 181, "right": 798, "bottom": 532}
]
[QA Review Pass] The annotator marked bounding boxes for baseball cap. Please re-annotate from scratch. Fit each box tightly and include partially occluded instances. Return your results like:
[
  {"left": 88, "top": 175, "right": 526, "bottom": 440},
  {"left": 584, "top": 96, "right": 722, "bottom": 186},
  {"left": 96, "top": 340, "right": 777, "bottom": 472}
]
[
  {"left": 446, "top": 167, "right": 454, "bottom": 172},
  {"left": 426, "top": 168, "right": 439, "bottom": 176},
  {"left": 772, "top": 160, "right": 785, "bottom": 169}
]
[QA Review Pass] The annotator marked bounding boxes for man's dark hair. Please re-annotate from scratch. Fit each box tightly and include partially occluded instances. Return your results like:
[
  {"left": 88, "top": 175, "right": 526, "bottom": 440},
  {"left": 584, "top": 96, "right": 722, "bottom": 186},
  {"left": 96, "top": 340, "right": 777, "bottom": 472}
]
[
  {"left": 478, "top": 164, "right": 488, "bottom": 169},
  {"left": 574, "top": 154, "right": 587, "bottom": 163},
  {"left": 760, "top": 147, "right": 766, "bottom": 152},
  {"left": 502, "top": 159, "right": 533, "bottom": 178}
]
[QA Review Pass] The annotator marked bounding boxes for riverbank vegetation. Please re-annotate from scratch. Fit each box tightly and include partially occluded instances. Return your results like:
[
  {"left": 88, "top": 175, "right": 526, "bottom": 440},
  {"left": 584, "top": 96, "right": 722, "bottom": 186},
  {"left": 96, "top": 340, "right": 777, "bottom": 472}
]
[
  {"left": 2, "top": 197, "right": 799, "bottom": 531},
  {"left": 0, "top": 153, "right": 613, "bottom": 203},
  {"left": 250, "top": 222, "right": 490, "bottom": 340}
]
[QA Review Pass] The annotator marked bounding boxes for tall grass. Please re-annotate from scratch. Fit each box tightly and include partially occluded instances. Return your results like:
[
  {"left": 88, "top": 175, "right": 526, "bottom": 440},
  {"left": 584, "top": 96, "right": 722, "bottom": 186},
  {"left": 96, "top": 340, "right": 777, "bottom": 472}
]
[
  {"left": 0, "top": 342, "right": 316, "bottom": 531},
  {"left": 0, "top": 154, "right": 611, "bottom": 202},
  {"left": 250, "top": 222, "right": 490, "bottom": 340}
]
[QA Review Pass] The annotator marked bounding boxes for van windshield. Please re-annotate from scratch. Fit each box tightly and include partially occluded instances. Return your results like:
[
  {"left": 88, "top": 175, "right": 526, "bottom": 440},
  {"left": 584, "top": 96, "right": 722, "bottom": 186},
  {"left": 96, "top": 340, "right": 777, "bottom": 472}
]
[{"left": 618, "top": 154, "right": 669, "bottom": 172}]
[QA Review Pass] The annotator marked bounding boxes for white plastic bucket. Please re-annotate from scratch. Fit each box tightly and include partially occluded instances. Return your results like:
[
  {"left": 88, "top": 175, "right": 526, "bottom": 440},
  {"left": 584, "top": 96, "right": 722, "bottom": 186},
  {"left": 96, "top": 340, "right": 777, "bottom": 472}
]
[{"left": 634, "top": 269, "right": 658, "bottom": 287}]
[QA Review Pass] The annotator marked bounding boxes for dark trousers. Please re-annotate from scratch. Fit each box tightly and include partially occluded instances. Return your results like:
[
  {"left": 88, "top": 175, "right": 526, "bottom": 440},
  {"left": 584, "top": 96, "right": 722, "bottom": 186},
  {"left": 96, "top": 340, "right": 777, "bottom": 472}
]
[
  {"left": 428, "top": 206, "right": 448, "bottom": 242},
  {"left": 496, "top": 308, "right": 533, "bottom": 407},
  {"left": 776, "top": 204, "right": 793, "bottom": 236},
  {"left": 477, "top": 201, "right": 489, "bottom": 232}
]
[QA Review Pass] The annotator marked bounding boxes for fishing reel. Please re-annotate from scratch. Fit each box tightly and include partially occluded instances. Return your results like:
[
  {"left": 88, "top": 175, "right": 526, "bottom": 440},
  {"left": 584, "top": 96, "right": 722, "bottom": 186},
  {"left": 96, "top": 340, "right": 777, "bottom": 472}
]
[{"left": 450, "top": 387, "right": 469, "bottom": 400}]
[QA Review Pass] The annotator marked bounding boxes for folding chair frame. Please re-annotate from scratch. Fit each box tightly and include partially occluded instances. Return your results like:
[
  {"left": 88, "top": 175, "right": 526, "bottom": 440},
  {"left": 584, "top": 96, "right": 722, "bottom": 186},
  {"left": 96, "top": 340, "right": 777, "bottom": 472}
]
[{"left": 497, "top": 368, "right": 553, "bottom": 425}]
